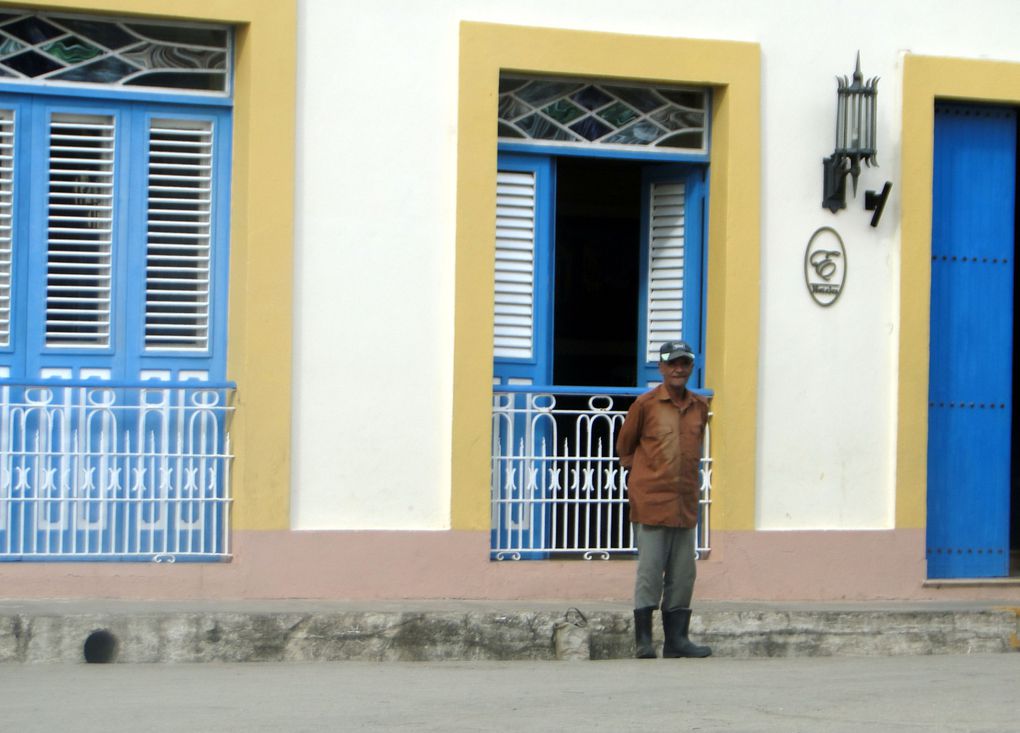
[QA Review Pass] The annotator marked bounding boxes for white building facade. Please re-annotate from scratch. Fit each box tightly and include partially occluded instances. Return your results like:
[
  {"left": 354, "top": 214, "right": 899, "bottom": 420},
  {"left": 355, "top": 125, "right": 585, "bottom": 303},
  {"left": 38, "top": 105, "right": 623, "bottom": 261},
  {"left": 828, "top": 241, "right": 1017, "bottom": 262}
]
[{"left": 2, "top": 0, "right": 1020, "bottom": 601}]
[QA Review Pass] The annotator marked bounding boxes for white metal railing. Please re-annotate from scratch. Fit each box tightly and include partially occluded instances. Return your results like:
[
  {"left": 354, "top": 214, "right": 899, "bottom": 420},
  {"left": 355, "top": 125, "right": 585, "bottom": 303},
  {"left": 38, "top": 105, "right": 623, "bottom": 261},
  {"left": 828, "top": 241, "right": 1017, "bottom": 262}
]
[
  {"left": 0, "top": 380, "right": 234, "bottom": 561},
  {"left": 491, "top": 385, "right": 712, "bottom": 560}
]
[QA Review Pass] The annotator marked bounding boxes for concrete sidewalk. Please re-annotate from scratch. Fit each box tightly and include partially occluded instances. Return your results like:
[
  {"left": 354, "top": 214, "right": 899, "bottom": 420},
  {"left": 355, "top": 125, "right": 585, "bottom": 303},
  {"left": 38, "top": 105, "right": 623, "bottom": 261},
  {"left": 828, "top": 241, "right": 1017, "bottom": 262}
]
[{"left": 1, "top": 599, "right": 1018, "bottom": 663}]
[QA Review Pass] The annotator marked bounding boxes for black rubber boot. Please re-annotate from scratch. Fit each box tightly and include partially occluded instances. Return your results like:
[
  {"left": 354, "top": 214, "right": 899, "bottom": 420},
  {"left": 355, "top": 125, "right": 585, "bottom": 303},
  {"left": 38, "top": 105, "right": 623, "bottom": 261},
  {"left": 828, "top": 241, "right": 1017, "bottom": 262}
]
[
  {"left": 633, "top": 606, "right": 657, "bottom": 659},
  {"left": 662, "top": 607, "right": 712, "bottom": 658}
]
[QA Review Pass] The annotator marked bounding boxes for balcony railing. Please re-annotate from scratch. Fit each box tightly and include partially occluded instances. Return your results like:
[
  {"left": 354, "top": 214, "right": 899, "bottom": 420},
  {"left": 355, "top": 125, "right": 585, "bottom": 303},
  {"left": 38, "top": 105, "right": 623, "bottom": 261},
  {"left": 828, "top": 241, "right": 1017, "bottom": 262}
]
[
  {"left": 0, "top": 379, "right": 234, "bottom": 562},
  {"left": 491, "top": 385, "right": 712, "bottom": 560}
]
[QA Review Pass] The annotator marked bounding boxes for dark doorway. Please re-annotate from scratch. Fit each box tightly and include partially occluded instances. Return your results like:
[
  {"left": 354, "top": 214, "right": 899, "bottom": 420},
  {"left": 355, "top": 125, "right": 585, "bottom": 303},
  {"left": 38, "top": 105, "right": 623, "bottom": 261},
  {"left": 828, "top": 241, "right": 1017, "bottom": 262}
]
[
  {"left": 553, "top": 157, "right": 641, "bottom": 388},
  {"left": 550, "top": 157, "right": 643, "bottom": 553}
]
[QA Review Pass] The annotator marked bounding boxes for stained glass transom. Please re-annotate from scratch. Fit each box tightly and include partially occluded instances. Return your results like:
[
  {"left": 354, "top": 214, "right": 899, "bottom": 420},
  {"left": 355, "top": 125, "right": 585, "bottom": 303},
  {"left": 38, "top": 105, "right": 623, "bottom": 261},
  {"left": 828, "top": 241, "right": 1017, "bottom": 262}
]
[
  {"left": 499, "top": 75, "right": 707, "bottom": 153},
  {"left": 0, "top": 10, "right": 230, "bottom": 93}
]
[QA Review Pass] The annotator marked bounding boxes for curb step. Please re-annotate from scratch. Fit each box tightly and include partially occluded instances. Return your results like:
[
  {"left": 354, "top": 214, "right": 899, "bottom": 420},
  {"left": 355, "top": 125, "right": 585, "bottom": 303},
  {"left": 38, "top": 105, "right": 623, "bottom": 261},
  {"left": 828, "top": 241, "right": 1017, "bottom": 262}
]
[{"left": 1, "top": 606, "right": 1018, "bottom": 663}]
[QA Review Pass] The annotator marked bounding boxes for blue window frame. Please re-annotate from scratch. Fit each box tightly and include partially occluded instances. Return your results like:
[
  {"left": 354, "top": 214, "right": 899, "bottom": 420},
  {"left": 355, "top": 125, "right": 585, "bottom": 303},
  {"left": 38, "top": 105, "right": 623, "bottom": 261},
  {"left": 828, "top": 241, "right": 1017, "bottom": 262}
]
[
  {"left": 490, "top": 149, "right": 708, "bottom": 560},
  {"left": 0, "top": 11, "right": 234, "bottom": 562},
  {"left": 0, "top": 89, "right": 233, "bottom": 563},
  {"left": 0, "top": 90, "right": 231, "bottom": 383},
  {"left": 492, "top": 152, "right": 555, "bottom": 387},
  {"left": 493, "top": 150, "right": 707, "bottom": 391}
]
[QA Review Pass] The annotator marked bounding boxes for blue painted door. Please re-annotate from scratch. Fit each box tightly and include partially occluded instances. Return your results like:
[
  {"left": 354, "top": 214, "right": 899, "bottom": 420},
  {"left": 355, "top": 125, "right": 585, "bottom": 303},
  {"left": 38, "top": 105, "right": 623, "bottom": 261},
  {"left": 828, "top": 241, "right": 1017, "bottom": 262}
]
[{"left": 927, "top": 103, "right": 1016, "bottom": 578}]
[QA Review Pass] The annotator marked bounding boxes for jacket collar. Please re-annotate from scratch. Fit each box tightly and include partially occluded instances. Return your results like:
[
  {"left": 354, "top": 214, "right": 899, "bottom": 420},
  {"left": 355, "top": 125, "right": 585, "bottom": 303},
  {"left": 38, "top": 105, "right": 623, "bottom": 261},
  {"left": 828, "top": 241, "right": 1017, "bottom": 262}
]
[{"left": 653, "top": 383, "right": 695, "bottom": 412}]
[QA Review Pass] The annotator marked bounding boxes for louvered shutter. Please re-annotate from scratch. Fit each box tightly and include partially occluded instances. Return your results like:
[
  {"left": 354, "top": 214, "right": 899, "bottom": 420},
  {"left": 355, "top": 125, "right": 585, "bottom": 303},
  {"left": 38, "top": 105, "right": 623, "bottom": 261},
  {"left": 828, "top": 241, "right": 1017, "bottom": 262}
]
[
  {"left": 0, "top": 109, "right": 13, "bottom": 347},
  {"left": 145, "top": 118, "right": 214, "bottom": 351},
  {"left": 45, "top": 113, "right": 115, "bottom": 348},
  {"left": 645, "top": 180, "right": 685, "bottom": 361},
  {"left": 494, "top": 169, "right": 536, "bottom": 360},
  {"left": 0, "top": 96, "right": 229, "bottom": 383}
]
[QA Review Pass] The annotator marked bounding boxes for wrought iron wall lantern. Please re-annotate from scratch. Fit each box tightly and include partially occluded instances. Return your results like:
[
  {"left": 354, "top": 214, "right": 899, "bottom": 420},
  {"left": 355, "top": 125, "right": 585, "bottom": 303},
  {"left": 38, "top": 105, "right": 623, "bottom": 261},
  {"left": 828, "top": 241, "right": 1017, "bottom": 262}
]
[{"left": 822, "top": 53, "right": 890, "bottom": 221}]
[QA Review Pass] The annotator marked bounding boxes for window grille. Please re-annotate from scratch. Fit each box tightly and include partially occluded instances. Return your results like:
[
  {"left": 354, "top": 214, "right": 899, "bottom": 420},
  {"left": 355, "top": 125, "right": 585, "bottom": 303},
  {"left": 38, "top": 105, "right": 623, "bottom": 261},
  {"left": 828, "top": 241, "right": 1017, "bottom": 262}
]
[
  {"left": 0, "top": 381, "right": 234, "bottom": 561},
  {"left": 145, "top": 118, "right": 214, "bottom": 350},
  {"left": 499, "top": 74, "right": 707, "bottom": 154},
  {"left": 45, "top": 112, "right": 115, "bottom": 348},
  {"left": 491, "top": 386, "right": 713, "bottom": 560}
]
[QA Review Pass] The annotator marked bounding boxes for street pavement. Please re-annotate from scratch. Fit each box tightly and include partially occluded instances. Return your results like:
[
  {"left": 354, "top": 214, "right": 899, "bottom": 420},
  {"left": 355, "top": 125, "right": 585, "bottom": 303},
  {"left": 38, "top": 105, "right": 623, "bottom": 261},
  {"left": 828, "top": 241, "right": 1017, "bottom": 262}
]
[{"left": 1, "top": 654, "right": 1017, "bottom": 732}]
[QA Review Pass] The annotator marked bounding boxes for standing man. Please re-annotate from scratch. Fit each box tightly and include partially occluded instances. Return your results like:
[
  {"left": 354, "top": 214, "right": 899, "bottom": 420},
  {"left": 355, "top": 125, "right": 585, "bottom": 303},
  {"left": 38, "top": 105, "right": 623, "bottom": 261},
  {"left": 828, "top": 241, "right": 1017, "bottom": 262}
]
[{"left": 617, "top": 340, "right": 712, "bottom": 659}]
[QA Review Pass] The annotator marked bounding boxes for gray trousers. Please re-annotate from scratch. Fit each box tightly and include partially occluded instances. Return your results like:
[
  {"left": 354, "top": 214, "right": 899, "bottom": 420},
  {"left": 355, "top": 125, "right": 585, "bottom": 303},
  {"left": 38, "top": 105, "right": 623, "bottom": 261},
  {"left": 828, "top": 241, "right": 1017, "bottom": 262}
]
[{"left": 633, "top": 523, "right": 697, "bottom": 611}]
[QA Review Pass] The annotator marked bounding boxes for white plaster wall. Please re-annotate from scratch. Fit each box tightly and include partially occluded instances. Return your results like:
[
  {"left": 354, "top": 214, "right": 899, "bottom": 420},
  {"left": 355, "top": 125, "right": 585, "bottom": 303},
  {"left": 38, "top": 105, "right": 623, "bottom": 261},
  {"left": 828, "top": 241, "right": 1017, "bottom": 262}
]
[{"left": 291, "top": 0, "right": 1020, "bottom": 530}]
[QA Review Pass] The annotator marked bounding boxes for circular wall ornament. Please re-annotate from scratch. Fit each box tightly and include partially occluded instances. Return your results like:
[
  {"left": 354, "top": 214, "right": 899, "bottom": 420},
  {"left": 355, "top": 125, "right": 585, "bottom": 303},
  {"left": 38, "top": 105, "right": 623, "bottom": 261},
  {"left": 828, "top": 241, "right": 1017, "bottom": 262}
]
[{"left": 804, "top": 227, "right": 847, "bottom": 306}]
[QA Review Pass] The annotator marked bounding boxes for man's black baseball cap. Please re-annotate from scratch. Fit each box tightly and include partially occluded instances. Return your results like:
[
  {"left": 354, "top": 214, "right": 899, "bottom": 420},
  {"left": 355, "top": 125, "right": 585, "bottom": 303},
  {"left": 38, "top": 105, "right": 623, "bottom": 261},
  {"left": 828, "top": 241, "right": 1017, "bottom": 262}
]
[{"left": 659, "top": 340, "right": 695, "bottom": 362}]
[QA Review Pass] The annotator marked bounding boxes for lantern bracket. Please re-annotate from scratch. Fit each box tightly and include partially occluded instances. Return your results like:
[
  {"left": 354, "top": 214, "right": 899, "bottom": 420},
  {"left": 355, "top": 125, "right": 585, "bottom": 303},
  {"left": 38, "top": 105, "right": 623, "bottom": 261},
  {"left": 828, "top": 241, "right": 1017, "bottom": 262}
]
[
  {"left": 864, "top": 181, "right": 892, "bottom": 227},
  {"left": 822, "top": 53, "right": 879, "bottom": 214}
]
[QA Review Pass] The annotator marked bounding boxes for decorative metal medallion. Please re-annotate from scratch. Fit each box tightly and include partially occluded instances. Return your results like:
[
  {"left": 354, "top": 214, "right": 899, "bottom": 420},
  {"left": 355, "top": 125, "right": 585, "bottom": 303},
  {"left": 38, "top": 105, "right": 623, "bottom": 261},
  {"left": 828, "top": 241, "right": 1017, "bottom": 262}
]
[{"left": 804, "top": 227, "right": 847, "bottom": 306}]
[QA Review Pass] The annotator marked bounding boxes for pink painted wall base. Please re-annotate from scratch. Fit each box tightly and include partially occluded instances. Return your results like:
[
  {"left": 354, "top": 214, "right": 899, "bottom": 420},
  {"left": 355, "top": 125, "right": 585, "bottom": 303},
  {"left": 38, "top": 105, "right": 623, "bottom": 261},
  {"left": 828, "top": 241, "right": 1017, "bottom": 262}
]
[{"left": 1, "top": 529, "right": 1019, "bottom": 601}]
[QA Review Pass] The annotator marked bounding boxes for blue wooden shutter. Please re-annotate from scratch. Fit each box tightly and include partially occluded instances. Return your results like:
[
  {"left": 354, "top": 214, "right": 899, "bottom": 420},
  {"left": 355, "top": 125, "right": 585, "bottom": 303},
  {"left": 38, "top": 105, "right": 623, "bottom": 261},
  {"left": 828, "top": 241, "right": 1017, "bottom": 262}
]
[
  {"left": 0, "top": 97, "right": 26, "bottom": 381},
  {"left": 927, "top": 103, "right": 1016, "bottom": 578},
  {"left": 10, "top": 97, "right": 230, "bottom": 383},
  {"left": 22, "top": 100, "right": 123, "bottom": 381},
  {"left": 492, "top": 153, "right": 554, "bottom": 387},
  {"left": 637, "top": 165, "right": 706, "bottom": 387},
  {"left": 134, "top": 107, "right": 231, "bottom": 382}
]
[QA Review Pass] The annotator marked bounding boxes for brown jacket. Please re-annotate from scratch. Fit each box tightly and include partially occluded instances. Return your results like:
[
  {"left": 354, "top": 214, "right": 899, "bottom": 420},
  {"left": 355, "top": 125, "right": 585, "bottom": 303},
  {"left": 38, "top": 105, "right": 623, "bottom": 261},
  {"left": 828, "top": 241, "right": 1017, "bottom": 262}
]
[{"left": 616, "top": 384, "right": 708, "bottom": 528}]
